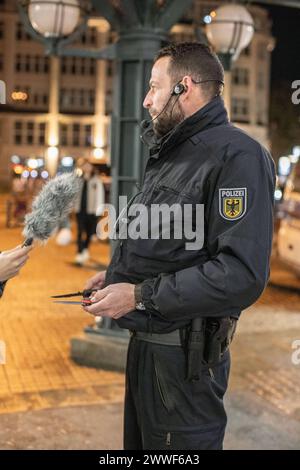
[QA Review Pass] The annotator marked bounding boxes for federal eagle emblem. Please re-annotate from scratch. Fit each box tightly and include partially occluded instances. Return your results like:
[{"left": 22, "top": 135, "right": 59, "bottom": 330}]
[{"left": 219, "top": 188, "right": 247, "bottom": 221}]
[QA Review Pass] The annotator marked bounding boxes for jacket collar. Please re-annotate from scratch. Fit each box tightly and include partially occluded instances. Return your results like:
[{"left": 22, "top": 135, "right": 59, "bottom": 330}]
[{"left": 141, "top": 96, "right": 229, "bottom": 159}]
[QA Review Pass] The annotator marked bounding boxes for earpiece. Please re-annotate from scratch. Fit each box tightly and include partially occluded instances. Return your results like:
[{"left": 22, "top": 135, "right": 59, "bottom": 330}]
[{"left": 172, "top": 83, "right": 186, "bottom": 96}]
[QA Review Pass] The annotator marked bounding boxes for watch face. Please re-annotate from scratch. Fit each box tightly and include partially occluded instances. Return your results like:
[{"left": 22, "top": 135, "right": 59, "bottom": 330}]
[{"left": 136, "top": 301, "right": 146, "bottom": 311}]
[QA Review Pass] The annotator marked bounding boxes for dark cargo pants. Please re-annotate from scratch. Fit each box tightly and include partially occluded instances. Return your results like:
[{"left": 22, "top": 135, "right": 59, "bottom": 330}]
[{"left": 124, "top": 334, "right": 230, "bottom": 450}]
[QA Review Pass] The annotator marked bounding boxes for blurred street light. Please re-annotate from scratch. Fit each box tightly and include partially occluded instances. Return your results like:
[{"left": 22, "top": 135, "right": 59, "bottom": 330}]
[
  {"left": 205, "top": 3, "right": 254, "bottom": 114},
  {"left": 28, "top": 0, "right": 80, "bottom": 38}
]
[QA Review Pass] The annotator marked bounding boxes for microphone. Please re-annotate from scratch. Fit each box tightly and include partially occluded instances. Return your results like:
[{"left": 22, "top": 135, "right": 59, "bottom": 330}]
[
  {"left": 141, "top": 118, "right": 151, "bottom": 129},
  {"left": 22, "top": 172, "right": 81, "bottom": 246}
]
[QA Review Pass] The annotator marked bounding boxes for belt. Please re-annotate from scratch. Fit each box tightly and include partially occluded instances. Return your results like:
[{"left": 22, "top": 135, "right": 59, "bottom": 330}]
[{"left": 130, "top": 329, "right": 182, "bottom": 346}]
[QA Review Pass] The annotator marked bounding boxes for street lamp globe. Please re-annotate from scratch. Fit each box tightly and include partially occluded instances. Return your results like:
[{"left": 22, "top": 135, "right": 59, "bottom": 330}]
[
  {"left": 28, "top": 0, "right": 80, "bottom": 38},
  {"left": 205, "top": 4, "right": 254, "bottom": 63}
]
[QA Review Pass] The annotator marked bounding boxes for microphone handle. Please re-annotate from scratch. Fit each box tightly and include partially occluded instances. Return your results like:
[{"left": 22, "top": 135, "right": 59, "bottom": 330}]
[{"left": 22, "top": 238, "right": 33, "bottom": 247}]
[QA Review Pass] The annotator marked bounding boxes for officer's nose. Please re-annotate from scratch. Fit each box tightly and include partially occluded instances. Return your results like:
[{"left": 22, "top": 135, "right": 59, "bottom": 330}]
[{"left": 143, "top": 91, "right": 152, "bottom": 109}]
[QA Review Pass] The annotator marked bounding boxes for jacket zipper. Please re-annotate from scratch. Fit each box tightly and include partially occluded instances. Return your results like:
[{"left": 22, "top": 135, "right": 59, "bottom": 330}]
[{"left": 166, "top": 432, "right": 171, "bottom": 446}]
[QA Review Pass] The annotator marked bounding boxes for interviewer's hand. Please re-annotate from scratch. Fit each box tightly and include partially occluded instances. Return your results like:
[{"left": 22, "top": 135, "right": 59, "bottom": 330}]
[
  {"left": 0, "top": 245, "right": 32, "bottom": 282},
  {"left": 84, "top": 270, "right": 107, "bottom": 291},
  {"left": 83, "top": 283, "right": 135, "bottom": 320}
]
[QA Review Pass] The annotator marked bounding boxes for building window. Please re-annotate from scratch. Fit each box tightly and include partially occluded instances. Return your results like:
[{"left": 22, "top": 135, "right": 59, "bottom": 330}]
[
  {"left": 0, "top": 21, "right": 4, "bottom": 39},
  {"left": 84, "top": 125, "right": 92, "bottom": 147},
  {"left": 88, "top": 90, "right": 95, "bottom": 108},
  {"left": 15, "top": 22, "right": 31, "bottom": 41},
  {"left": 35, "top": 55, "right": 40, "bottom": 73},
  {"left": 14, "top": 121, "right": 23, "bottom": 145},
  {"left": 61, "top": 58, "right": 66, "bottom": 74},
  {"left": 15, "top": 54, "right": 49, "bottom": 74},
  {"left": 59, "top": 123, "right": 93, "bottom": 147},
  {"left": 59, "top": 56, "right": 96, "bottom": 76},
  {"left": 231, "top": 98, "right": 249, "bottom": 123},
  {"left": 0, "top": 54, "right": 3, "bottom": 71},
  {"left": 80, "top": 58, "right": 85, "bottom": 75},
  {"left": 43, "top": 94, "right": 48, "bottom": 106},
  {"left": 14, "top": 121, "right": 47, "bottom": 145},
  {"left": 60, "top": 124, "right": 68, "bottom": 146},
  {"left": 72, "top": 123, "right": 80, "bottom": 146},
  {"left": 26, "top": 122, "right": 34, "bottom": 144},
  {"left": 38, "top": 123, "right": 46, "bottom": 145},
  {"left": 25, "top": 55, "right": 31, "bottom": 72},
  {"left": 71, "top": 58, "right": 76, "bottom": 75},
  {"left": 89, "top": 58, "right": 95, "bottom": 75},
  {"left": 15, "top": 54, "right": 22, "bottom": 72},
  {"left": 232, "top": 68, "right": 249, "bottom": 86},
  {"left": 16, "top": 22, "right": 23, "bottom": 40},
  {"left": 43, "top": 57, "right": 49, "bottom": 73},
  {"left": 79, "top": 89, "right": 85, "bottom": 106},
  {"left": 59, "top": 88, "right": 95, "bottom": 112},
  {"left": 105, "top": 91, "right": 113, "bottom": 115}
]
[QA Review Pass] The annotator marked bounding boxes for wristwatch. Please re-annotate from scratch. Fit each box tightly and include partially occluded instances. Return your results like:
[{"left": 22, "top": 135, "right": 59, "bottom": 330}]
[
  {"left": 134, "top": 284, "right": 146, "bottom": 311},
  {"left": 134, "top": 282, "right": 161, "bottom": 312}
]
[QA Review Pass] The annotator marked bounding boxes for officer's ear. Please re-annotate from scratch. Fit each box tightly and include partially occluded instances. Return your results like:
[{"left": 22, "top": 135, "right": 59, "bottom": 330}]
[{"left": 179, "top": 76, "right": 193, "bottom": 100}]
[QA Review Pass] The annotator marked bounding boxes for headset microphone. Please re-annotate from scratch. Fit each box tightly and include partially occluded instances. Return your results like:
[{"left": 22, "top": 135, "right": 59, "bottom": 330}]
[{"left": 141, "top": 82, "right": 185, "bottom": 129}]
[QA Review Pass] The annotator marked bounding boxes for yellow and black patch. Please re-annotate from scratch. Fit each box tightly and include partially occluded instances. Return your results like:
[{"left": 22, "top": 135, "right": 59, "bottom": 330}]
[{"left": 219, "top": 188, "right": 247, "bottom": 221}]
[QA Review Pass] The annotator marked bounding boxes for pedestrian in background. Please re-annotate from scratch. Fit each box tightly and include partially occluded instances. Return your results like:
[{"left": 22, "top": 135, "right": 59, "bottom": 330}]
[{"left": 74, "top": 160, "right": 105, "bottom": 265}]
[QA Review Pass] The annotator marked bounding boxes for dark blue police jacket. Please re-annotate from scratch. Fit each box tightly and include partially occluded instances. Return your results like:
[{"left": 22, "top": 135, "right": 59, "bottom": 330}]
[{"left": 105, "top": 96, "right": 276, "bottom": 333}]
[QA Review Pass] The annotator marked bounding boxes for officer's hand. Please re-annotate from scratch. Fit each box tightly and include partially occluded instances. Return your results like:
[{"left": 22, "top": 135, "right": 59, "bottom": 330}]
[
  {"left": 82, "top": 283, "right": 135, "bottom": 319},
  {"left": 0, "top": 245, "right": 32, "bottom": 282},
  {"left": 84, "top": 270, "right": 107, "bottom": 291}
]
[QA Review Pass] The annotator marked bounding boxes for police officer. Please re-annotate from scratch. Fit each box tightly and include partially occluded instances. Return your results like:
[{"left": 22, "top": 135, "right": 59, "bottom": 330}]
[{"left": 83, "top": 42, "right": 275, "bottom": 450}]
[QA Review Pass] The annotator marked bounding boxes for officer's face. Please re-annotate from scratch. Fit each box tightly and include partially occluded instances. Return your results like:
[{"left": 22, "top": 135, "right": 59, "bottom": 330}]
[{"left": 143, "top": 56, "right": 184, "bottom": 138}]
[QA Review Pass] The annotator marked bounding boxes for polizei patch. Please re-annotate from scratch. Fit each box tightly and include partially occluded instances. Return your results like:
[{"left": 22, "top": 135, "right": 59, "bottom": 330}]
[{"left": 219, "top": 188, "right": 247, "bottom": 221}]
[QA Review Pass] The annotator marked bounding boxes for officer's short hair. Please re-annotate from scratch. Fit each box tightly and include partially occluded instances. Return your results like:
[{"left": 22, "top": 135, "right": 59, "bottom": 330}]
[{"left": 154, "top": 42, "right": 224, "bottom": 100}]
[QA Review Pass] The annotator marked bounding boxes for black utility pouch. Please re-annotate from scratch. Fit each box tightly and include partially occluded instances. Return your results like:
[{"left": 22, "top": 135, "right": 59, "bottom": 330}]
[{"left": 204, "top": 317, "right": 237, "bottom": 365}]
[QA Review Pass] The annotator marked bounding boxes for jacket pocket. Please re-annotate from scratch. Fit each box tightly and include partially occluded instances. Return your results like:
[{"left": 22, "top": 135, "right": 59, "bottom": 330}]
[
  {"left": 146, "top": 423, "right": 225, "bottom": 450},
  {"left": 153, "top": 352, "right": 176, "bottom": 413}
]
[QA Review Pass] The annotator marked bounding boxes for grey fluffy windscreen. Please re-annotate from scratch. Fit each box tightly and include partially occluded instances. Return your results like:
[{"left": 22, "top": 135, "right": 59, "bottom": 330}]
[{"left": 23, "top": 172, "right": 81, "bottom": 241}]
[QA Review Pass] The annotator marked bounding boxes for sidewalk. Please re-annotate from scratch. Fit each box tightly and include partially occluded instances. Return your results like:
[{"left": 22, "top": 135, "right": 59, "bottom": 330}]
[
  {"left": 1, "top": 304, "right": 300, "bottom": 450},
  {"left": 0, "top": 196, "right": 124, "bottom": 416}
]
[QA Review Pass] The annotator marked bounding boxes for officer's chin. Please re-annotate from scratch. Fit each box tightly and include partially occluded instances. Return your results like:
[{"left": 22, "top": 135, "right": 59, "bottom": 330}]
[{"left": 154, "top": 122, "right": 172, "bottom": 139}]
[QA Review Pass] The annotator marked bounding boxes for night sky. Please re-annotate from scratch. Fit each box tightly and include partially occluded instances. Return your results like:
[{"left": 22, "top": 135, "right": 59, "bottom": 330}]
[{"left": 257, "top": 3, "right": 300, "bottom": 82}]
